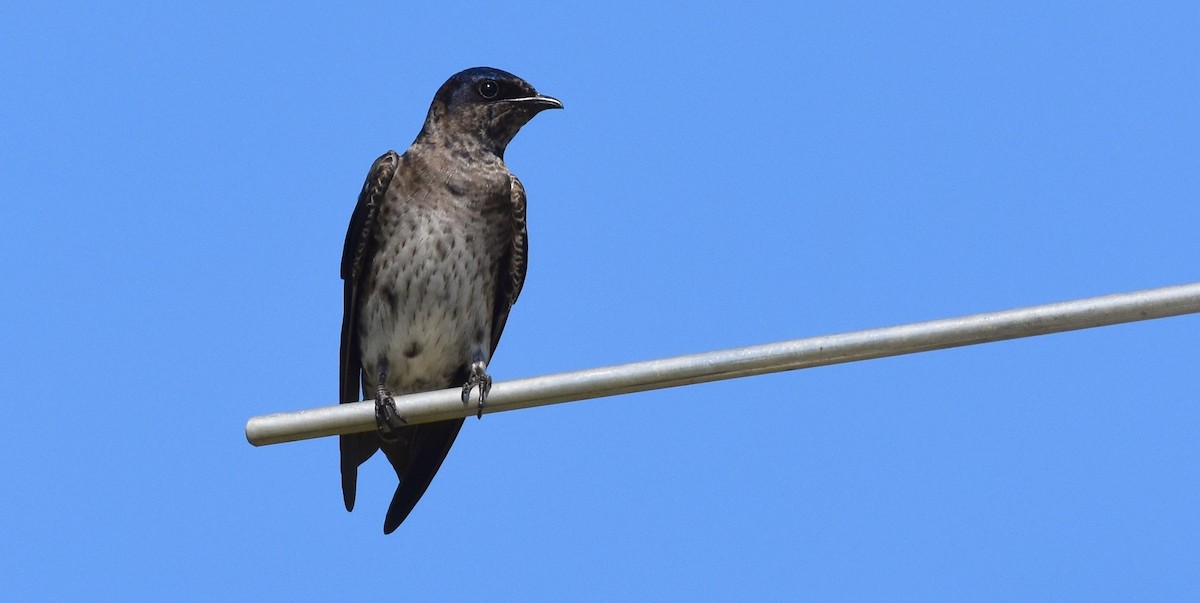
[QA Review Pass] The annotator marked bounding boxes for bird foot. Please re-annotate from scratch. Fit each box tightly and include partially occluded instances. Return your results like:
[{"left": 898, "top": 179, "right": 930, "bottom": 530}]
[
  {"left": 460, "top": 360, "right": 492, "bottom": 419},
  {"left": 375, "top": 385, "right": 406, "bottom": 441}
]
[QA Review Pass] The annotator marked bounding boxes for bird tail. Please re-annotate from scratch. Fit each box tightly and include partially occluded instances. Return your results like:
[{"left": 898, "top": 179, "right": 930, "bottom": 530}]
[{"left": 381, "top": 418, "right": 465, "bottom": 533}]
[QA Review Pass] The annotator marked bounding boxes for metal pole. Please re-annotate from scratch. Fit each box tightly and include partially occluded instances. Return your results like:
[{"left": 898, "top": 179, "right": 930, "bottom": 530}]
[{"left": 246, "top": 282, "right": 1200, "bottom": 446}]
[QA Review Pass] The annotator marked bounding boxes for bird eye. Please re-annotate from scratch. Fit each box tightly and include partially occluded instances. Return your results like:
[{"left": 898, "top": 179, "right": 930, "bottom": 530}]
[{"left": 478, "top": 80, "right": 500, "bottom": 99}]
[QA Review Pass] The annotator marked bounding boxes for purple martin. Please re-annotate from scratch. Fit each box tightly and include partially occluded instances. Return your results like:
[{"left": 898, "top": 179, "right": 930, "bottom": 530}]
[{"left": 339, "top": 67, "right": 561, "bottom": 533}]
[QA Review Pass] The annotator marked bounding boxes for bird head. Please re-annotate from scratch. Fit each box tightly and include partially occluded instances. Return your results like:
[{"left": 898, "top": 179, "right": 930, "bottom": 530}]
[{"left": 419, "top": 67, "right": 563, "bottom": 157}]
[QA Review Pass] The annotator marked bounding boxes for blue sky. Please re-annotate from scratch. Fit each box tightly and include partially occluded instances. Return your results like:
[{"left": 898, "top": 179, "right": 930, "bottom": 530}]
[{"left": 3, "top": 1, "right": 1198, "bottom": 600}]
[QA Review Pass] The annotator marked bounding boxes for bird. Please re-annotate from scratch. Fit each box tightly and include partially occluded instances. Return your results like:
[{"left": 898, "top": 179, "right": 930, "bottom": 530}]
[{"left": 338, "top": 67, "right": 561, "bottom": 533}]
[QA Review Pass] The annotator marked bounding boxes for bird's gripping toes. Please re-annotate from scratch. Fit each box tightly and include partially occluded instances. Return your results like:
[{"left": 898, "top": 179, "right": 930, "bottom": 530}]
[
  {"left": 461, "top": 360, "right": 493, "bottom": 419},
  {"left": 374, "top": 383, "right": 406, "bottom": 442}
]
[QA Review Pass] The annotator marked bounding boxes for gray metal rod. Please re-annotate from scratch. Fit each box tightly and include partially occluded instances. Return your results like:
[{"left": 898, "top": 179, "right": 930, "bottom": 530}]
[{"left": 246, "top": 282, "right": 1200, "bottom": 446}]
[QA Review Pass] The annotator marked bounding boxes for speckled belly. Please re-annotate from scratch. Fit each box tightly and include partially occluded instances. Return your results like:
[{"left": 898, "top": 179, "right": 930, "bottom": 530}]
[{"left": 358, "top": 210, "right": 496, "bottom": 395}]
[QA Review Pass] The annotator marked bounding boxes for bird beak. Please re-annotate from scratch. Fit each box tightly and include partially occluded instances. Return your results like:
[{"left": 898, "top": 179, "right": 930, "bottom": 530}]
[{"left": 511, "top": 95, "right": 564, "bottom": 111}]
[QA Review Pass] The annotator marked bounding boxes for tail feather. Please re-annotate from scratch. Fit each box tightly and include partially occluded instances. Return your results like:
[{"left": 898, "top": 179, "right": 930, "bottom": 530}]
[{"left": 381, "top": 418, "right": 465, "bottom": 533}]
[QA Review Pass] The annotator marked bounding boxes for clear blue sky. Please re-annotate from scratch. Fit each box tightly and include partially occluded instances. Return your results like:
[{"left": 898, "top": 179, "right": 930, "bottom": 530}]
[{"left": 3, "top": 1, "right": 1198, "bottom": 600}]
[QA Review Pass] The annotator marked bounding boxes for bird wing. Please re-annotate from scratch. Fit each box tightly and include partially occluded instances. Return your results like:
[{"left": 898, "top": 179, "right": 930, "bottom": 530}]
[
  {"left": 339, "top": 150, "right": 400, "bottom": 512},
  {"left": 489, "top": 174, "right": 530, "bottom": 354}
]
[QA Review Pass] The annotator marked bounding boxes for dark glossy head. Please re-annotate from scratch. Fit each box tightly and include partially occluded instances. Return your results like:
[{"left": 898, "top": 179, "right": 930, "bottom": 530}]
[{"left": 419, "top": 67, "right": 562, "bottom": 156}]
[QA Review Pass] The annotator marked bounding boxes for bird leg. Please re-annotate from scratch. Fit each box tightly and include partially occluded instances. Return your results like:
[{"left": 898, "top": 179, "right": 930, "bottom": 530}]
[
  {"left": 461, "top": 360, "right": 492, "bottom": 419},
  {"left": 375, "top": 383, "right": 406, "bottom": 441}
]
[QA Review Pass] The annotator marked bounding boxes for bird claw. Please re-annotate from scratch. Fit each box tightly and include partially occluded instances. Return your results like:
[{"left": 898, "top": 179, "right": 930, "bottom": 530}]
[
  {"left": 375, "top": 385, "right": 406, "bottom": 441},
  {"left": 460, "top": 360, "right": 492, "bottom": 419}
]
